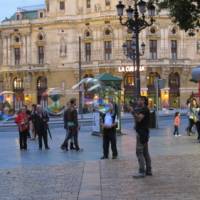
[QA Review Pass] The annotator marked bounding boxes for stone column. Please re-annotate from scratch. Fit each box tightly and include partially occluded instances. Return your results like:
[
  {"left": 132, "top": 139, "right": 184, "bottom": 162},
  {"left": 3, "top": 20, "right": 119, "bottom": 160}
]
[
  {"left": 7, "top": 35, "right": 11, "bottom": 66},
  {"left": 2, "top": 36, "right": 8, "bottom": 65},
  {"left": 26, "top": 34, "right": 31, "bottom": 64}
]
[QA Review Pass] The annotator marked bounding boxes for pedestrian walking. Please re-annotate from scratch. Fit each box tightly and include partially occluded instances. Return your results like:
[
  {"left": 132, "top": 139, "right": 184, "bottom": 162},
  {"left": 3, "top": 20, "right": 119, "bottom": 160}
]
[
  {"left": 61, "top": 102, "right": 75, "bottom": 151},
  {"left": 131, "top": 96, "right": 152, "bottom": 178},
  {"left": 15, "top": 106, "right": 29, "bottom": 150},
  {"left": 34, "top": 105, "right": 50, "bottom": 150},
  {"left": 187, "top": 98, "right": 199, "bottom": 135},
  {"left": 61, "top": 98, "right": 81, "bottom": 151},
  {"left": 173, "top": 112, "right": 181, "bottom": 136},
  {"left": 100, "top": 104, "right": 118, "bottom": 160}
]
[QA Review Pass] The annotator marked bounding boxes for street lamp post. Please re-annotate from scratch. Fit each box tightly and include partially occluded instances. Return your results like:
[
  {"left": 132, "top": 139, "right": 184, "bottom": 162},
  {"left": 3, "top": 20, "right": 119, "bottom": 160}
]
[
  {"left": 116, "top": 0, "right": 156, "bottom": 97},
  {"left": 123, "top": 35, "right": 145, "bottom": 96}
]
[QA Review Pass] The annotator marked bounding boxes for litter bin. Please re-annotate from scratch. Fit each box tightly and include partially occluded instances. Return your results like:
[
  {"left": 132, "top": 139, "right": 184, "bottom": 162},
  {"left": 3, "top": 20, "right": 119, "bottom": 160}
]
[{"left": 149, "top": 110, "right": 156, "bottom": 128}]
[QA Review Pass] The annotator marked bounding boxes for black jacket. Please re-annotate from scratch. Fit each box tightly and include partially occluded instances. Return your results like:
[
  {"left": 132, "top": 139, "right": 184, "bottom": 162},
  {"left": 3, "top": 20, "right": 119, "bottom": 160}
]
[
  {"left": 63, "top": 108, "right": 78, "bottom": 129},
  {"left": 34, "top": 111, "right": 49, "bottom": 133}
]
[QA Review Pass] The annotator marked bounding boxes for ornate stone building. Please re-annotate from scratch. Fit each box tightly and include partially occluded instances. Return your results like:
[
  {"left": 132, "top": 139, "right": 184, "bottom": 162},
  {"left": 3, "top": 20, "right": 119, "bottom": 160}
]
[{"left": 0, "top": 0, "right": 199, "bottom": 110}]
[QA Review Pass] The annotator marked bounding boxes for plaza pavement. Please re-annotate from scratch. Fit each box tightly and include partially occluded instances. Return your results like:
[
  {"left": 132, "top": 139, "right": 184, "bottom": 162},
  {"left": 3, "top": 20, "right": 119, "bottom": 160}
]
[{"left": 0, "top": 117, "right": 200, "bottom": 200}]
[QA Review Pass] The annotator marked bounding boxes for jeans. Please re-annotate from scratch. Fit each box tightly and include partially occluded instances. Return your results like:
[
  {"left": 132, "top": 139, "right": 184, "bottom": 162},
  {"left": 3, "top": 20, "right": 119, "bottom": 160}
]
[
  {"left": 173, "top": 125, "right": 179, "bottom": 135},
  {"left": 136, "top": 135, "right": 151, "bottom": 173}
]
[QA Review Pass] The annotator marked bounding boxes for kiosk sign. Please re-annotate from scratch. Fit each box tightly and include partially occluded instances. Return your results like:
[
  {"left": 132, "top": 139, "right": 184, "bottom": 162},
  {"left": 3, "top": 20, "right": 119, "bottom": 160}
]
[{"left": 118, "top": 66, "right": 145, "bottom": 72}]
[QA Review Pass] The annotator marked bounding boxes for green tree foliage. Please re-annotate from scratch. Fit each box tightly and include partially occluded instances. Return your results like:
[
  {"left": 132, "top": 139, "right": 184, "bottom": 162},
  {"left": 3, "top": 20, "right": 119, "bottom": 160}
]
[{"left": 153, "top": 0, "right": 200, "bottom": 31}]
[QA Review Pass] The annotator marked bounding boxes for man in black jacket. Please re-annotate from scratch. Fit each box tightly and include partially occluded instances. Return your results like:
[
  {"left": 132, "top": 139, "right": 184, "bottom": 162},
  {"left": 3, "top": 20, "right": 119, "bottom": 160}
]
[
  {"left": 35, "top": 105, "right": 50, "bottom": 150},
  {"left": 61, "top": 102, "right": 75, "bottom": 150},
  {"left": 61, "top": 98, "right": 80, "bottom": 151},
  {"left": 132, "top": 96, "right": 152, "bottom": 178}
]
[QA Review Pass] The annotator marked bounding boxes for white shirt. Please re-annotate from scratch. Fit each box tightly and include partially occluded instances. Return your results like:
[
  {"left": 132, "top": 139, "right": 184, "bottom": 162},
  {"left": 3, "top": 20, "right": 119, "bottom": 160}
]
[{"left": 104, "top": 112, "right": 113, "bottom": 127}]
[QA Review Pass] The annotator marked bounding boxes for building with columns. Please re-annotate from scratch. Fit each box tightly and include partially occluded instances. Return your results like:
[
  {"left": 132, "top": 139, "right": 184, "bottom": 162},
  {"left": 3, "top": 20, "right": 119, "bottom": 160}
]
[{"left": 0, "top": 0, "right": 199, "bottom": 111}]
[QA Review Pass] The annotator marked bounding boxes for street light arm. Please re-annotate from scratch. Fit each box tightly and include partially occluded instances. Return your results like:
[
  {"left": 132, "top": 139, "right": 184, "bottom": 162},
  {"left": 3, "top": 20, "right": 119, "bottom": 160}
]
[
  {"left": 119, "top": 16, "right": 129, "bottom": 26},
  {"left": 138, "top": 18, "right": 154, "bottom": 32}
]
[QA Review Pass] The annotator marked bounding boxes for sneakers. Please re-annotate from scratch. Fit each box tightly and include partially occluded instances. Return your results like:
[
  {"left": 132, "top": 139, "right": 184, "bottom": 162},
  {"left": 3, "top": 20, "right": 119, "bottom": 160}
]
[{"left": 133, "top": 172, "right": 146, "bottom": 179}]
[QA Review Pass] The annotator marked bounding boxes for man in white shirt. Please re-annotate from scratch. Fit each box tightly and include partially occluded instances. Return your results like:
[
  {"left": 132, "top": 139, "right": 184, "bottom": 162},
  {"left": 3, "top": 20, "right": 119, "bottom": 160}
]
[{"left": 101, "top": 104, "right": 118, "bottom": 159}]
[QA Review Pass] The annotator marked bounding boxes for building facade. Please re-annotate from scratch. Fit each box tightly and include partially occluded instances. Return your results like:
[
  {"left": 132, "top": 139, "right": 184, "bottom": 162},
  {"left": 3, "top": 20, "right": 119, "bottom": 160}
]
[{"left": 0, "top": 0, "right": 199, "bottom": 111}]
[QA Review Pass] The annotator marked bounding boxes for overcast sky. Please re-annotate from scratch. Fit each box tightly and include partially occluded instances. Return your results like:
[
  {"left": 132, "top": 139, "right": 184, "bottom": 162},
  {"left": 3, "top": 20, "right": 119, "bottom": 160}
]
[{"left": 0, "top": 0, "right": 44, "bottom": 21}]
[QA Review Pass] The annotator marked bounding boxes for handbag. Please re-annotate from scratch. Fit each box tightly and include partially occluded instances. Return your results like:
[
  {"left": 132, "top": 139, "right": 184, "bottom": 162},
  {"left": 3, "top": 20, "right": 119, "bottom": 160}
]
[{"left": 19, "top": 123, "right": 29, "bottom": 132}]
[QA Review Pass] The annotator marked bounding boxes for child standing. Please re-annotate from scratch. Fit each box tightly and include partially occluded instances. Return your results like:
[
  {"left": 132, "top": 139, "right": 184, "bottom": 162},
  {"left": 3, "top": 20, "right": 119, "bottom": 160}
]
[{"left": 173, "top": 112, "right": 181, "bottom": 136}]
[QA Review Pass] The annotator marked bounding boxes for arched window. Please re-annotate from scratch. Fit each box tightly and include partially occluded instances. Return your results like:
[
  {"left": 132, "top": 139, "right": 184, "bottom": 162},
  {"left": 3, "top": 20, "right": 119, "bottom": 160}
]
[
  {"left": 169, "top": 72, "right": 180, "bottom": 89},
  {"left": 169, "top": 72, "right": 180, "bottom": 108},
  {"left": 13, "top": 78, "right": 23, "bottom": 90},
  {"left": 37, "top": 76, "right": 47, "bottom": 90},
  {"left": 37, "top": 76, "right": 47, "bottom": 106},
  {"left": 124, "top": 73, "right": 135, "bottom": 86},
  {"left": 147, "top": 72, "right": 160, "bottom": 87}
]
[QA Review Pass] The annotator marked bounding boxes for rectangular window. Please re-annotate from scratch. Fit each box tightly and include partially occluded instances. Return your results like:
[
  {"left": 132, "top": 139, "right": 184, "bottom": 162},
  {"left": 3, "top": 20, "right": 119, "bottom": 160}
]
[
  {"left": 38, "top": 46, "right": 44, "bottom": 64},
  {"left": 105, "top": 0, "right": 111, "bottom": 6},
  {"left": 85, "top": 43, "right": 91, "bottom": 62},
  {"left": 149, "top": 40, "right": 157, "bottom": 60},
  {"left": 60, "top": 1, "right": 65, "bottom": 10},
  {"left": 86, "top": 0, "right": 91, "bottom": 8},
  {"left": 104, "top": 41, "right": 112, "bottom": 60},
  {"left": 171, "top": 40, "right": 177, "bottom": 59},
  {"left": 14, "top": 48, "right": 20, "bottom": 65}
]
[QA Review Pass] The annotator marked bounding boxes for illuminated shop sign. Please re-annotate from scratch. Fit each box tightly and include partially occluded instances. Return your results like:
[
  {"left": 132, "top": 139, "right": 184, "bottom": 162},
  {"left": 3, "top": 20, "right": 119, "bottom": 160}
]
[{"left": 118, "top": 66, "right": 145, "bottom": 72}]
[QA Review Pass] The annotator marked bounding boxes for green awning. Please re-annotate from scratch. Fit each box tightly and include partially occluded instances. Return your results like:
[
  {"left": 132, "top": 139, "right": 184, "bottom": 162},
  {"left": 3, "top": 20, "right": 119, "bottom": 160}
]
[
  {"left": 95, "top": 73, "right": 122, "bottom": 81},
  {"left": 95, "top": 73, "right": 122, "bottom": 90}
]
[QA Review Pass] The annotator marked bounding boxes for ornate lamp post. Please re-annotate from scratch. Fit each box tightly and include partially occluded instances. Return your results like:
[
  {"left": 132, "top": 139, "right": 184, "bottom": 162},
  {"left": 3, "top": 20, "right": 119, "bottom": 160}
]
[
  {"left": 116, "top": 0, "right": 156, "bottom": 97},
  {"left": 122, "top": 36, "right": 145, "bottom": 94}
]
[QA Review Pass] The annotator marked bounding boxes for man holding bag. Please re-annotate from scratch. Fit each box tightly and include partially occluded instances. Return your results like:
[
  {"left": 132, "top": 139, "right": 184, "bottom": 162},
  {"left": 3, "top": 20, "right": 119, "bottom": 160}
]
[{"left": 15, "top": 106, "right": 29, "bottom": 150}]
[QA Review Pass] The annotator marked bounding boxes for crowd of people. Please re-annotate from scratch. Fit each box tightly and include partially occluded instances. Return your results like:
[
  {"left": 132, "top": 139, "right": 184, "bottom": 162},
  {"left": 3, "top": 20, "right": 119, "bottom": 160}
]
[{"left": 14, "top": 96, "right": 152, "bottom": 179}]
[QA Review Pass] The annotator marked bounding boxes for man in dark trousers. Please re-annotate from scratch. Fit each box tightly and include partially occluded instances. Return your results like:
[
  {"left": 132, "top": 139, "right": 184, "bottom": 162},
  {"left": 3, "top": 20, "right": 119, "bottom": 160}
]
[
  {"left": 101, "top": 104, "right": 118, "bottom": 159},
  {"left": 35, "top": 105, "right": 50, "bottom": 150},
  {"left": 132, "top": 96, "right": 152, "bottom": 178},
  {"left": 62, "top": 98, "right": 81, "bottom": 151},
  {"left": 61, "top": 102, "right": 75, "bottom": 150}
]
